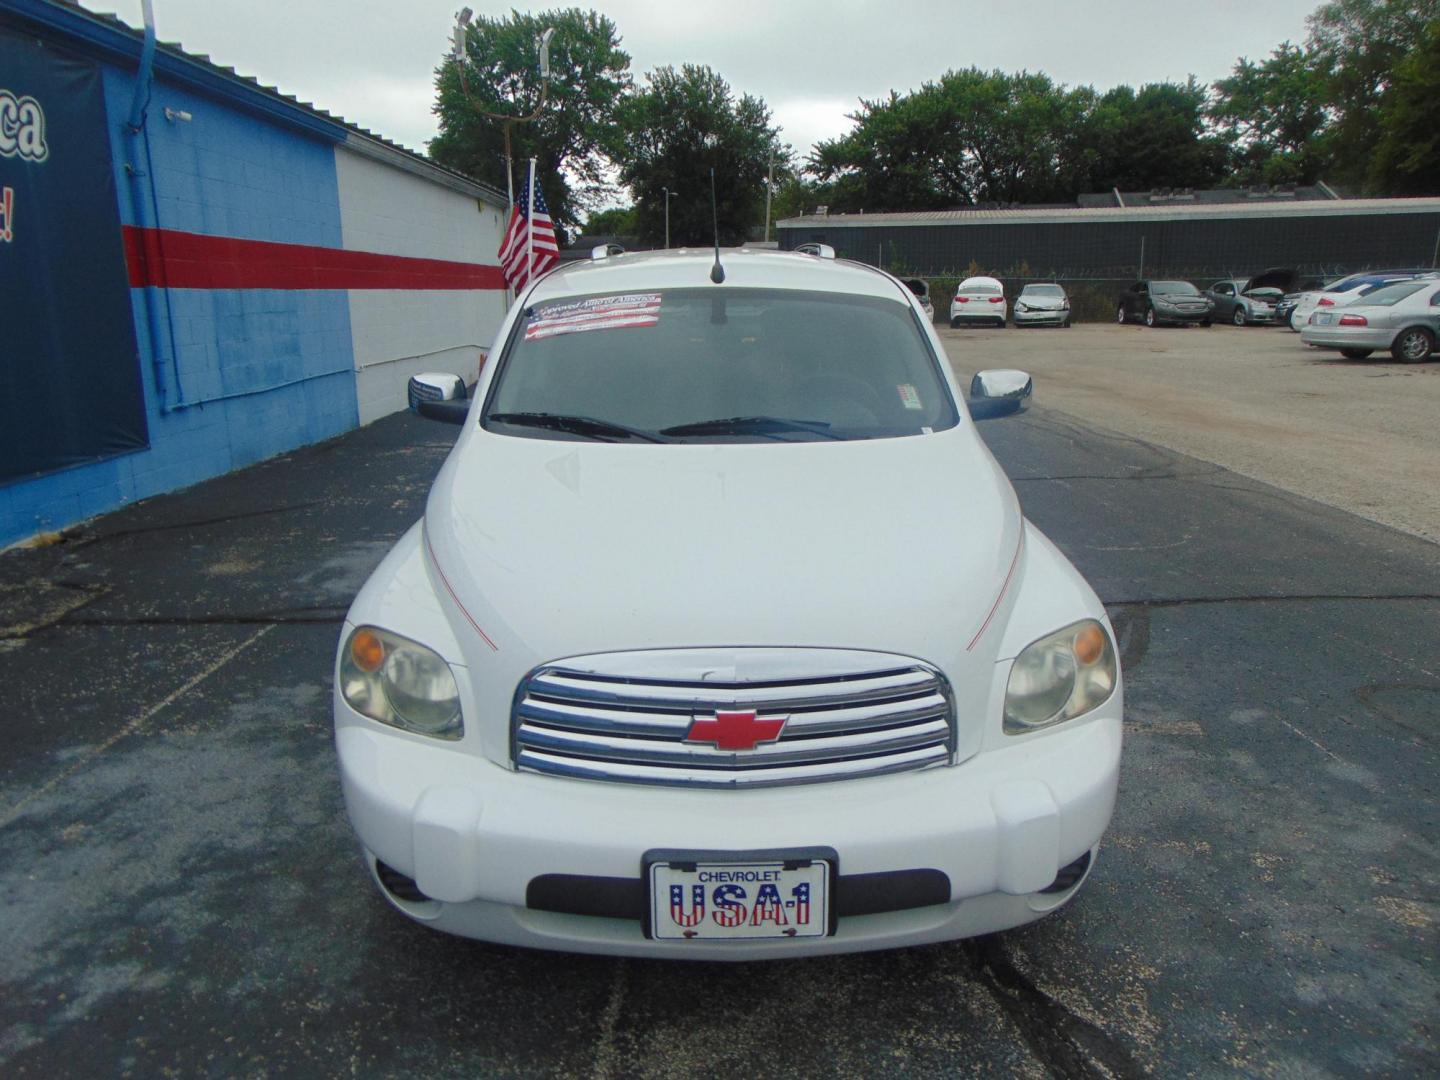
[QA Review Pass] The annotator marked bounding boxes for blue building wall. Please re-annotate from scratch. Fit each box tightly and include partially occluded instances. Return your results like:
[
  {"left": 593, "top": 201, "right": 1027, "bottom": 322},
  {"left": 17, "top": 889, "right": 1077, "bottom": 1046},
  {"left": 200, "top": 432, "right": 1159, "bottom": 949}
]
[{"left": 1, "top": 62, "right": 358, "bottom": 546}]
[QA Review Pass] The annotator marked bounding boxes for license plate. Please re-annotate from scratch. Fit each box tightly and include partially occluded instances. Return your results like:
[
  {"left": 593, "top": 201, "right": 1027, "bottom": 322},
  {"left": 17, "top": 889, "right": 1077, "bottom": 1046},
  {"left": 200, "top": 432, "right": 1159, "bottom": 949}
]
[
  {"left": 1315, "top": 312, "right": 1335, "bottom": 324},
  {"left": 647, "top": 855, "right": 831, "bottom": 940}
]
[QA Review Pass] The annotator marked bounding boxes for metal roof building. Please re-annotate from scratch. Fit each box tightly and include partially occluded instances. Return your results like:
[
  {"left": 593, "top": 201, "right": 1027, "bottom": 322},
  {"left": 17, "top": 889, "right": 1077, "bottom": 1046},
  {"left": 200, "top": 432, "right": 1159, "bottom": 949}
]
[{"left": 777, "top": 196, "right": 1440, "bottom": 281}]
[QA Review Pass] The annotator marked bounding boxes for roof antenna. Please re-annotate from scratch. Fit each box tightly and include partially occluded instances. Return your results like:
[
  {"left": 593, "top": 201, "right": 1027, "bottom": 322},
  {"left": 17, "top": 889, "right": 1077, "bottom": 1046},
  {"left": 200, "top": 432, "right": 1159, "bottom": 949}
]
[{"left": 709, "top": 168, "right": 725, "bottom": 284}]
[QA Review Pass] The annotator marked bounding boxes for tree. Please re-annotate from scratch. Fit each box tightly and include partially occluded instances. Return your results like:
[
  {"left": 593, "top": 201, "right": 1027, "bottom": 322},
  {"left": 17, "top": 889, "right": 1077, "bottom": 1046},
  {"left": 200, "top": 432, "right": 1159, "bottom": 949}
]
[
  {"left": 1082, "top": 81, "right": 1229, "bottom": 193},
  {"left": 582, "top": 205, "right": 639, "bottom": 236},
  {"left": 1305, "top": 0, "right": 1440, "bottom": 187},
  {"left": 429, "top": 8, "right": 631, "bottom": 239},
  {"left": 618, "top": 65, "right": 788, "bottom": 246},
  {"left": 807, "top": 71, "right": 1227, "bottom": 211},
  {"left": 1368, "top": 18, "right": 1440, "bottom": 195},
  {"left": 1208, "top": 43, "right": 1333, "bottom": 185},
  {"left": 810, "top": 70, "right": 1092, "bottom": 211}
]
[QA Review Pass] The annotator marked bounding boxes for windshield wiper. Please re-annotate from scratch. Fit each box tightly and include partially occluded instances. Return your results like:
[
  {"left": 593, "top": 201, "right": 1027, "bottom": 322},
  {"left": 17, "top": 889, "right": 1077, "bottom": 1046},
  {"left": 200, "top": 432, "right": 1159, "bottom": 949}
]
[
  {"left": 486, "top": 412, "right": 668, "bottom": 443},
  {"left": 659, "top": 415, "right": 843, "bottom": 440}
]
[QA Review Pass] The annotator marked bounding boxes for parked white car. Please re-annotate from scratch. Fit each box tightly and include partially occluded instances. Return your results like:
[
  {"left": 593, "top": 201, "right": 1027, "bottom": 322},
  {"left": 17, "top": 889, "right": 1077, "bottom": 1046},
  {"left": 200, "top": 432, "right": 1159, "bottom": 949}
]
[
  {"left": 335, "top": 247, "right": 1122, "bottom": 959},
  {"left": 950, "top": 275, "right": 1008, "bottom": 328},
  {"left": 1287, "top": 270, "right": 1433, "bottom": 331},
  {"left": 1012, "top": 283, "right": 1071, "bottom": 327},
  {"left": 1300, "top": 278, "right": 1440, "bottom": 362}
]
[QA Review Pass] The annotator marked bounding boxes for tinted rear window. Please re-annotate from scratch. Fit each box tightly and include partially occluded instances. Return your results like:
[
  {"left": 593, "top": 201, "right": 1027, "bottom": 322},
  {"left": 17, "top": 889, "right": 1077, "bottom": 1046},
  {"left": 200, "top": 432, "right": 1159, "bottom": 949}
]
[
  {"left": 484, "top": 288, "right": 959, "bottom": 443},
  {"left": 959, "top": 281, "right": 1002, "bottom": 295}
]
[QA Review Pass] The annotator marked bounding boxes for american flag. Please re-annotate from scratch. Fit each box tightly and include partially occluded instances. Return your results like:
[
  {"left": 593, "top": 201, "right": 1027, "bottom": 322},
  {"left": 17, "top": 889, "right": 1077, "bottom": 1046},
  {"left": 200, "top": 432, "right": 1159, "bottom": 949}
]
[{"left": 497, "top": 165, "right": 559, "bottom": 290}]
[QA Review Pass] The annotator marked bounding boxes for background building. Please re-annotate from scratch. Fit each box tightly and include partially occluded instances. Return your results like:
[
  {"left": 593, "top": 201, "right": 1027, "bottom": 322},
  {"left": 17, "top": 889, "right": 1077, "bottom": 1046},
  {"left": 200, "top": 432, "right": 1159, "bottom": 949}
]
[
  {"left": 2, "top": 1, "right": 511, "bottom": 547},
  {"left": 778, "top": 192, "right": 1440, "bottom": 283}
]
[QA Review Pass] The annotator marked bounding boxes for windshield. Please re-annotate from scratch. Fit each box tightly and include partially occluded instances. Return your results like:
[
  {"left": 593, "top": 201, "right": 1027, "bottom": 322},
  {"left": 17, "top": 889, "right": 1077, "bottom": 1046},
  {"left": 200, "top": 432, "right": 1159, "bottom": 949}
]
[
  {"left": 1151, "top": 281, "right": 1199, "bottom": 295},
  {"left": 1022, "top": 285, "right": 1065, "bottom": 297},
  {"left": 1354, "top": 282, "right": 1426, "bottom": 306},
  {"left": 483, "top": 287, "right": 959, "bottom": 443},
  {"left": 959, "top": 280, "right": 1002, "bottom": 294}
]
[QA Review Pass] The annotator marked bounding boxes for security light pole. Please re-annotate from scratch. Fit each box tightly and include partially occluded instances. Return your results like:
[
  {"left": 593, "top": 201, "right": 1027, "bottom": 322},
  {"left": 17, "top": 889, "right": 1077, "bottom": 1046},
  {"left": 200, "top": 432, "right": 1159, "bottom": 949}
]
[
  {"left": 662, "top": 187, "right": 678, "bottom": 249},
  {"left": 763, "top": 147, "right": 774, "bottom": 243},
  {"left": 452, "top": 10, "right": 555, "bottom": 211}
]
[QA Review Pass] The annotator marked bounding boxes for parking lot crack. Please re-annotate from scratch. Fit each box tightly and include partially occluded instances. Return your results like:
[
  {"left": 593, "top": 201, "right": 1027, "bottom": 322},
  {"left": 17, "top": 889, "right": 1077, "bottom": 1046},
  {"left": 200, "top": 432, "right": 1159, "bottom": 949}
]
[
  {"left": 60, "top": 608, "right": 348, "bottom": 628},
  {"left": 1106, "top": 593, "right": 1440, "bottom": 609},
  {"left": 590, "top": 959, "right": 628, "bottom": 1080},
  {"left": 964, "top": 937, "right": 1146, "bottom": 1080},
  {"left": 66, "top": 501, "right": 324, "bottom": 547}
]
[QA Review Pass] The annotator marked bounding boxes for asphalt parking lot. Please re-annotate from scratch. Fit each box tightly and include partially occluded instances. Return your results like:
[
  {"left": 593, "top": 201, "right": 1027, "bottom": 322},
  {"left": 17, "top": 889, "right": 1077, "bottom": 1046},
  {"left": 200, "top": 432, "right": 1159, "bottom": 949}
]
[
  {"left": 3, "top": 344, "right": 1438, "bottom": 1075},
  {"left": 939, "top": 321, "right": 1440, "bottom": 544}
]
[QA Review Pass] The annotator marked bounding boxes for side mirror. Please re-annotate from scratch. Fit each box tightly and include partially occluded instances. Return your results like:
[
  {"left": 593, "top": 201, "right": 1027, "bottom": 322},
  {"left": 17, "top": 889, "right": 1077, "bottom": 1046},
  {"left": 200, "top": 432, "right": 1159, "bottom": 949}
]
[
  {"left": 408, "top": 372, "right": 466, "bottom": 412},
  {"left": 409, "top": 373, "right": 470, "bottom": 424},
  {"left": 968, "top": 369, "right": 1033, "bottom": 420},
  {"left": 416, "top": 399, "right": 471, "bottom": 425}
]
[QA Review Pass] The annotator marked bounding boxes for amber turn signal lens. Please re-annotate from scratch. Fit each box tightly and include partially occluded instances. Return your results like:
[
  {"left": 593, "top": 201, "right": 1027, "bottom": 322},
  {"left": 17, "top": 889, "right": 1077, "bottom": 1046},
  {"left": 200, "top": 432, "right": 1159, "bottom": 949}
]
[
  {"left": 1072, "top": 624, "right": 1106, "bottom": 666},
  {"left": 350, "top": 629, "right": 385, "bottom": 672}
]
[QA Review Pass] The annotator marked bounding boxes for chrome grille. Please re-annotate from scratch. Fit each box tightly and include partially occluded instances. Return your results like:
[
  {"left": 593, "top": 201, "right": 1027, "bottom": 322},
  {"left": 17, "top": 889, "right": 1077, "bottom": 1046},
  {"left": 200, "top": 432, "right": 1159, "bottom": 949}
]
[
  {"left": 407, "top": 379, "right": 443, "bottom": 407},
  {"left": 512, "top": 648, "right": 955, "bottom": 788}
]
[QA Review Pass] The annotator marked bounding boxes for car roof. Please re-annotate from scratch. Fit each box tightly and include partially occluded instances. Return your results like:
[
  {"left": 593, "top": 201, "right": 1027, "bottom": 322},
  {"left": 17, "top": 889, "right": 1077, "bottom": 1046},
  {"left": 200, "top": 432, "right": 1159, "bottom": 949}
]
[
  {"left": 958, "top": 275, "right": 1003, "bottom": 288},
  {"left": 1020, "top": 282, "right": 1064, "bottom": 289},
  {"left": 1328, "top": 269, "right": 1433, "bottom": 289},
  {"left": 526, "top": 248, "right": 908, "bottom": 305}
]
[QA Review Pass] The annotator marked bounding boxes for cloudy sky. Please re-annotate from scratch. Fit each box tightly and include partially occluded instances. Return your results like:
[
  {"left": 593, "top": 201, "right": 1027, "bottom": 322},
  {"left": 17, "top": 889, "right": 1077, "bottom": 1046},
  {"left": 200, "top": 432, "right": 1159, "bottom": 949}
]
[{"left": 85, "top": 0, "right": 1318, "bottom": 164}]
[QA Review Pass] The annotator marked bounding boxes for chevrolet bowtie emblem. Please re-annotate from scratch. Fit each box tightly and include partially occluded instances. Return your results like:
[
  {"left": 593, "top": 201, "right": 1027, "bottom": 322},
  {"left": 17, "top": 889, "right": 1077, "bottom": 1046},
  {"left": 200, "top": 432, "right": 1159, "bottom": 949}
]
[{"left": 685, "top": 709, "right": 787, "bottom": 751}]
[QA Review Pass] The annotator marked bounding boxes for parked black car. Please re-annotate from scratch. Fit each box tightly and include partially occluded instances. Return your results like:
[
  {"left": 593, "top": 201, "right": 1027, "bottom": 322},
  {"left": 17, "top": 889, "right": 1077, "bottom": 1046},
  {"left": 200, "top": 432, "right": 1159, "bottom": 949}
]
[{"left": 1116, "top": 280, "right": 1214, "bottom": 327}]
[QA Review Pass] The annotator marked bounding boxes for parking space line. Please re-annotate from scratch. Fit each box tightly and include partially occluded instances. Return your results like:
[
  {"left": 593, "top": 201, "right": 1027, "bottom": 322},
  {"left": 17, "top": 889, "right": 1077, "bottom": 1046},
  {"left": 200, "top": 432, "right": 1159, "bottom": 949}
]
[{"left": 0, "top": 623, "right": 276, "bottom": 830}]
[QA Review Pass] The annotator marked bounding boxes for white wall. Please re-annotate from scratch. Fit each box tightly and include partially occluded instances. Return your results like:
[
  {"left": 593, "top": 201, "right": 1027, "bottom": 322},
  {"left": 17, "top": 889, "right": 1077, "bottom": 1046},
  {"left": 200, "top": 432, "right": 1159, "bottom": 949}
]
[{"left": 334, "top": 149, "right": 510, "bottom": 424}]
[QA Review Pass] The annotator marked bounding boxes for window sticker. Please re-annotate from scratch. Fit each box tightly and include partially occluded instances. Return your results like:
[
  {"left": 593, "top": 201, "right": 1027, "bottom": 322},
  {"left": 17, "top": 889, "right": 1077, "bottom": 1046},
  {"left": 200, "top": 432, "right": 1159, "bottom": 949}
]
[
  {"left": 525, "top": 293, "right": 662, "bottom": 341},
  {"left": 897, "top": 383, "right": 923, "bottom": 410}
]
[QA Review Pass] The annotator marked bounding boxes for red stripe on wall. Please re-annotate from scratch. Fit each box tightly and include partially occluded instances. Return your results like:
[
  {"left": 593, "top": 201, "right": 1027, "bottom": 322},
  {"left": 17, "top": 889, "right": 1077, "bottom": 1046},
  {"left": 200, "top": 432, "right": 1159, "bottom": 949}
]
[{"left": 123, "top": 226, "right": 507, "bottom": 290}]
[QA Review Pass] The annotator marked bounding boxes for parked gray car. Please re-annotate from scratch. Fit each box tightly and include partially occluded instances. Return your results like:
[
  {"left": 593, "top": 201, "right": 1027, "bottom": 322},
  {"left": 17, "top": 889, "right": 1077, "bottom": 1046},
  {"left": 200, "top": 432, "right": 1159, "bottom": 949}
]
[
  {"left": 1204, "top": 279, "right": 1281, "bottom": 326},
  {"left": 1012, "top": 283, "right": 1071, "bottom": 327},
  {"left": 1299, "top": 279, "right": 1440, "bottom": 362}
]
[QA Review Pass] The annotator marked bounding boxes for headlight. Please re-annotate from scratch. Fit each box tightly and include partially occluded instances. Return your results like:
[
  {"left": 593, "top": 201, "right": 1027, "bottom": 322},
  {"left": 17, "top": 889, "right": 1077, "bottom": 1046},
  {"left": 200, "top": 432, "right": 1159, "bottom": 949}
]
[
  {"left": 339, "top": 626, "right": 462, "bottom": 739},
  {"left": 1015, "top": 301, "right": 1029, "bottom": 312},
  {"left": 1003, "top": 619, "right": 1117, "bottom": 734}
]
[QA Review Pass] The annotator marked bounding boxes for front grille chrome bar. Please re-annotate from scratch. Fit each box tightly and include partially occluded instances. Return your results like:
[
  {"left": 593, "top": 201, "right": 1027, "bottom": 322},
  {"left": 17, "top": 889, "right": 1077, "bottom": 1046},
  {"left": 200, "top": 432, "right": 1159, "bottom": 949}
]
[{"left": 511, "top": 648, "right": 956, "bottom": 789}]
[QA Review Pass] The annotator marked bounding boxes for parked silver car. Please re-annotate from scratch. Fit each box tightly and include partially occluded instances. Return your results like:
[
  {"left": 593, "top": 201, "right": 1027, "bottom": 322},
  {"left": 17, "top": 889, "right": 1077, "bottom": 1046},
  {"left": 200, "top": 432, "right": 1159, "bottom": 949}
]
[
  {"left": 1299, "top": 279, "right": 1440, "bottom": 362},
  {"left": 1012, "top": 283, "right": 1071, "bottom": 327},
  {"left": 1204, "top": 279, "right": 1280, "bottom": 326}
]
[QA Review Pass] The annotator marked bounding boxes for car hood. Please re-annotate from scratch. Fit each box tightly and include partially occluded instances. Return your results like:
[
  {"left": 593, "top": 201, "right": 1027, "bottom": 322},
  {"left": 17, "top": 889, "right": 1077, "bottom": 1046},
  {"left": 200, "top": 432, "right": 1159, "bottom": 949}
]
[
  {"left": 423, "top": 426, "right": 1024, "bottom": 673},
  {"left": 1248, "top": 267, "right": 1297, "bottom": 292},
  {"left": 1018, "top": 297, "right": 1065, "bottom": 310}
]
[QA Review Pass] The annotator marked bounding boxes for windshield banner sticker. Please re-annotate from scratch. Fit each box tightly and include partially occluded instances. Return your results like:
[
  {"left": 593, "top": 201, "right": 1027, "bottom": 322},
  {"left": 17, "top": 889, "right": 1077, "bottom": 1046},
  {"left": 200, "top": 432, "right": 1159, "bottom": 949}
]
[
  {"left": 897, "top": 384, "right": 923, "bottom": 410},
  {"left": 526, "top": 293, "right": 662, "bottom": 341}
]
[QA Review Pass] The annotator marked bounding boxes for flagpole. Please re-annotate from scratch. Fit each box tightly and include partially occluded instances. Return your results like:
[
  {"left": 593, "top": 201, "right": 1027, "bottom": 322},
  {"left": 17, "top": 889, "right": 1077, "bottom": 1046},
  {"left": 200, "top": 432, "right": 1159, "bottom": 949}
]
[{"left": 526, "top": 158, "right": 537, "bottom": 286}]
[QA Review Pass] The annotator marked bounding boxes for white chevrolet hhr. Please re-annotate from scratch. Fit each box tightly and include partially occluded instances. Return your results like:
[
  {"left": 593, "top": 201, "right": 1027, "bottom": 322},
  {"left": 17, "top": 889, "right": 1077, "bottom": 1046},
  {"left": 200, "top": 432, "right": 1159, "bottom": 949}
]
[{"left": 333, "top": 245, "right": 1122, "bottom": 959}]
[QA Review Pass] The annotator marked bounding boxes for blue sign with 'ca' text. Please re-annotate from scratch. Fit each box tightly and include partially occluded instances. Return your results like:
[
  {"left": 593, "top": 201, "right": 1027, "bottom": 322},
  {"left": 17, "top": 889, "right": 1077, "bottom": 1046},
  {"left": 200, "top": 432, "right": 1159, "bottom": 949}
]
[{"left": 1, "top": 26, "right": 148, "bottom": 487}]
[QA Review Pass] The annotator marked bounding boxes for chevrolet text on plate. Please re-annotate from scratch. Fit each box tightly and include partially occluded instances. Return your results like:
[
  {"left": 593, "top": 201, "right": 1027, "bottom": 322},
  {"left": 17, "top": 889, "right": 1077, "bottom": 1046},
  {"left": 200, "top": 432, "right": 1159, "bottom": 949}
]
[{"left": 332, "top": 243, "right": 1123, "bottom": 959}]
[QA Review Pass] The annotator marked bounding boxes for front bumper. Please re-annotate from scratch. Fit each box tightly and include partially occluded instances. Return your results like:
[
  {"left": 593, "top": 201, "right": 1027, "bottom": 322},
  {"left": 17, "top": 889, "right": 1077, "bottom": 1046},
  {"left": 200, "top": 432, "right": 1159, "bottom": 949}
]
[
  {"left": 334, "top": 699, "right": 1122, "bottom": 958},
  {"left": 1013, "top": 308, "right": 1067, "bottom": 325},
  {"left": 1153, "top": 307, "right": 1211, "bottom": 324}
]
